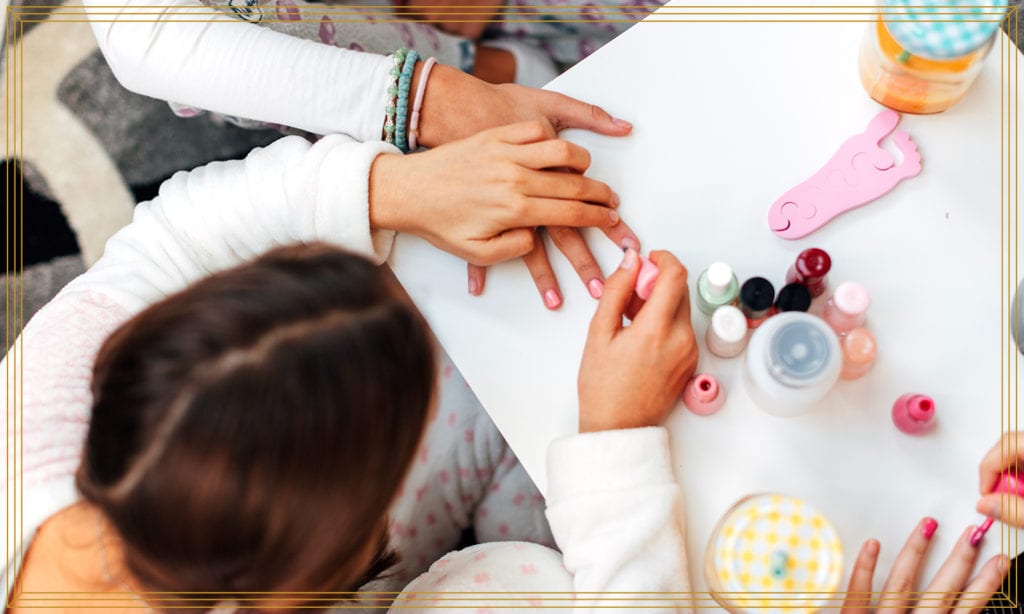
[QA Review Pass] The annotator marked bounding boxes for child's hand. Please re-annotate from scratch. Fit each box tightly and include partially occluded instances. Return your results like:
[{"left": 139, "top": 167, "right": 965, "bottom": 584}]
[
  {"left": 840, "top": 517, "right": 1008, "bottom": 613},
  {"left": 577, "top": 250, "right": 697, "bottom": 433},
  {"left": 370, "top": 121, "right": 620, "bottom": 268},
  {"left": 977, "top": 432, "right": 1024, "bottom": 527}
]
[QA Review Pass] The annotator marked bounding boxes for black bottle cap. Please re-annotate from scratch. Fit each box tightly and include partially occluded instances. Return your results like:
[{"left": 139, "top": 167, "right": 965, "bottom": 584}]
[
  {"left": 740, "top": 277, "right": 775, "bottom": 312},
  {"left": 775, "top": 283, "right": 812, "bottom": 312}
]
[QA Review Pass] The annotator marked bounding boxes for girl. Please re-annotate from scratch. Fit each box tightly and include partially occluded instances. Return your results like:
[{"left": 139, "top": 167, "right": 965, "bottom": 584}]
[
  {"left": 78, "top": 0, "right": 643, "bottom": 310},
  {"left": 3, "top": 123, "right": 693, "bottom": 609}
]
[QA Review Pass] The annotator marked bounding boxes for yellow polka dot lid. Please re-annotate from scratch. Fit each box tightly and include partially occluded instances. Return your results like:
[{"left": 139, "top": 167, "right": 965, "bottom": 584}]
[{"left": 705, "top": 494, "right": 843, "bottom": 613}]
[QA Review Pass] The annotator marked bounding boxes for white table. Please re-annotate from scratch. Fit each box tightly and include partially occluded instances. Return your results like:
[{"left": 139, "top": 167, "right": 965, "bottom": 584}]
[{"left": 390, "top": 1, "right": 1023, "bottom": 593}]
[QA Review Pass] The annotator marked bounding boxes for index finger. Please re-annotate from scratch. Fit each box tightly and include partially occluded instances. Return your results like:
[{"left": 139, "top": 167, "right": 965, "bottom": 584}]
[{"left": 979, "top": 432, "right": 1024, "bottom": 495}]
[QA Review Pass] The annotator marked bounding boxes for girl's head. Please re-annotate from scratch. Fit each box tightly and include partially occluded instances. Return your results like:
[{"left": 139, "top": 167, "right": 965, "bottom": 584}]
[{"left": 76, "top": 243, "right": 436, "bottom": 598}]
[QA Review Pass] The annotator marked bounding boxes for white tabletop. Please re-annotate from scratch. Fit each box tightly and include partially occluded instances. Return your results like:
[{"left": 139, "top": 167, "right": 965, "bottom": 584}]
[{"left": 390, "top": 1, "right": 1023, "bottom": 593}]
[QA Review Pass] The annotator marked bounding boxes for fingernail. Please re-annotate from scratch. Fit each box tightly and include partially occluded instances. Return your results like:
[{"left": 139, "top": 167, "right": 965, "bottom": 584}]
[
  {"left": 968, "top": 525, "right": 983, "bottom": 548},
  {"left": 620, "top": 237, "right": 640, "bottom": 252},
  {"left": 468, "top": 277, "right": 480, "bottom": 296},
  {"left": 921, "top": 517, "right": 938, "bottom": 539},
  {"left": 612, "top": 117, "right": 632, "bottom": 130},
  {"left": 587, "top": 278, "right": 604, "bottom": 299},
  {"left": 544, "top": 289, "right": 562, "bottom": 309},
  {"left": 620, "top": 248, "right": 638, "bottom": 271},
  {"left": 611, "top": 191, "right": 621, "bottom": 207},
  {"left": 608, "top": 210, "right": 620, "bottom": 225}
]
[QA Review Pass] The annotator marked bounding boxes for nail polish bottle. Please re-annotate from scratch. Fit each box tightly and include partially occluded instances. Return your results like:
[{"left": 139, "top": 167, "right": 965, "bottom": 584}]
[
  {"left": 823, "top": 282, "right": 871, "bottom": 334},
  {"left": 774, "top": 283, "right": 812, "bottom": 314},
  {"left": 786, "top": 248, "right": 832, "bottom": 298},
  {"left": 891, "top": 393, "right": 935, "bottom": 435},
  {"left": 839, "top": 327, "right": 876, "bottom": 380},
  {"left": 696, "top": 262, "right": 740, "bottom": 316},
  {"left": 706, "top": 305, "right": 749, "bottom": 358},
  {"left": 739, "top": 277, "right": 775, "bottom": 329},
  {"left": 682, "top": 373, "right": 726, "bottom": 416},
  {"left": 635, "top": 256, "right": 659, "bottom": 301},
  {"left": 744, "top": 312, "right": 842, "bottom": 417}
]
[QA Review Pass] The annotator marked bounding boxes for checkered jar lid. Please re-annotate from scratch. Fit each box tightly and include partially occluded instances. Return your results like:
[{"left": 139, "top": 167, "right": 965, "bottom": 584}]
[
  {"left": 710, "top": 494, "right": 843, "bottom": 614},
  {"left": 881, "top": 0, "right": 1009, "bottom": 60}
]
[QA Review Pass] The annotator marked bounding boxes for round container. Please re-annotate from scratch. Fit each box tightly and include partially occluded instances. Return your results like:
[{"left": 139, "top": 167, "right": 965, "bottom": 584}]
[
  {"left": 744, "top": 313, "right": 841, "bottom": 417},
  {"left": 697, "top": 262, "right": 740, "bottom": 316},
  {"left": 859, "top": 0, "right": 1007, "bottom": 114},
  {"left": 707, "top": 305, "right": 750, "bottom": 358},
  {"left": 704, "top": 494, "right": 843, "bottom": 613}
]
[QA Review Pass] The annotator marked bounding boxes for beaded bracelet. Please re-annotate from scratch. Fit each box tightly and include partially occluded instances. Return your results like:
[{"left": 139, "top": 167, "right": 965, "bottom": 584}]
[
  {"left": 383, "top": 48, "right": 408, "bottom": 145},
  {"left": 408, "top": 57, "right": 437, "bottom": 151},
  {"left": 394, "top": 49, "right": 420, "bottom": 153}
]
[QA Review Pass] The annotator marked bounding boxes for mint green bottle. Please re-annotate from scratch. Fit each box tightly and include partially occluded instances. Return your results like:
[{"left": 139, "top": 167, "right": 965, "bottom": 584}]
[{"left": 696, "top": 262, "right": 739, "bottom": 316}]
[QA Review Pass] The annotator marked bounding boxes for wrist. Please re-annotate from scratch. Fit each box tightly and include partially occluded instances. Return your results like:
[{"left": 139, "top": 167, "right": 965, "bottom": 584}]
[
  {"left": 416, "top": 64, "right": 501, "bottom": 148},
  {"left": 368, "top": 153, "right": 408, "bottom": 233}
]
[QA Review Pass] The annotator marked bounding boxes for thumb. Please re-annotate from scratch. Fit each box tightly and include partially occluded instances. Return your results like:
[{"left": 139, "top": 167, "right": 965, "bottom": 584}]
[
  {"left": 977, "top": 494, "right": 1024, "bottom": 529},
  {"left": 546, "top": 92, "right": 632, "bottom": 136},
  {"left": 590, "top": 248, "right": 640, "bottom": 338}
]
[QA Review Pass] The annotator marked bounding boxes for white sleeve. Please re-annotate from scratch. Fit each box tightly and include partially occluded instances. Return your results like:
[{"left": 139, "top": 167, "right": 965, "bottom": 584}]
[
  {"left": 545, "top": 427, "right": 694, "bottom": 612},
  {"left": 61, "top": 134, "right": 400, "bottom": 313},
  {"left": 80, "top": 0, "right": 392, "bottom": 141}
]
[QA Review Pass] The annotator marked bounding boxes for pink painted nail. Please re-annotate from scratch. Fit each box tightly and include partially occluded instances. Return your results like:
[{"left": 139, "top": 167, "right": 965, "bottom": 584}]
[
  {"left": 544, "top": 289, "right": 561, "bottom": 309},
  {"left": 921, "top": 517, "right": 938, "bottom": 539},
  {"left": 587, "top": 278, "right": 604, "bottom": 299},
  {"left": 969, "top": 524, "right": 984, "bottom": 547},
  {"left": 468, "top": 276, "right": 480, "bottom": 296}
]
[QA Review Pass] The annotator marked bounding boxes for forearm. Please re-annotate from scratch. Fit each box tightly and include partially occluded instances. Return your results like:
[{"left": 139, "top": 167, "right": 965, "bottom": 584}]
[
  {"left": 62, "top": 135, "right": 399, "bottom": 313},
  {"left": 81, "top": 0, "right": 392, "bottom": 140}
]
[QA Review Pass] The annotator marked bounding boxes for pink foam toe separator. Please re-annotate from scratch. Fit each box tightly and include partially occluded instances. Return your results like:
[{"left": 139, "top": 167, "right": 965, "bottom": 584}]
[{"left": 766, "top": 109, "right": 922, "bottom": 240}]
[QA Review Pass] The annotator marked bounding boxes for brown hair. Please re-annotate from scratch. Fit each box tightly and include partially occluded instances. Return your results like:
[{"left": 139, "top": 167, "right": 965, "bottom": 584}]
[{"left": 76, "top": 243, "right": 436, "bottom": 606}]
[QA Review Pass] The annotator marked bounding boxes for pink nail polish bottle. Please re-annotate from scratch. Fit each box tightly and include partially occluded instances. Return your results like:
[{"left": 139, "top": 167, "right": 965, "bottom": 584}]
[
  {"left": 683, "top": 373, "right": 726, "bottom": 416},
  {"left": 892, "top": 393, "right": 935, "bottom": 435},
  {"left": 706, "top": 305, "right": 749, "bottom": 358},
  {"left": 839, "top": 327, "right": 876, "bottom": 380},
  {"left": 636, "top": 257, "right": 659, "bottom": 301},
  {"left": 823, "top": 282, "right": 871, "bottom": 334}
]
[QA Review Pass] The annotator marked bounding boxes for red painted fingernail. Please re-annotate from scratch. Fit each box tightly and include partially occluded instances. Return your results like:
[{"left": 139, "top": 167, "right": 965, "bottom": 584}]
[
  {"left": 922, "top": 517, "right": 938, "bottom": 539},
  {"left": 544, "top": 289, "right": 561, "bottom": 309},
  {"left": 588, "top": 278, "right": 604, "bottom": 299}
]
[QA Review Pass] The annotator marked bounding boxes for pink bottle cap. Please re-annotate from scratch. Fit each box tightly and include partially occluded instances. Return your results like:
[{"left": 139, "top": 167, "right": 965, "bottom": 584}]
[
  {"left": 683, "top": 373, "right": 725, "bottom": 416},
  {"left": 833, "top": 282, "right": 871, "bottom": 316},
  {"left": 636, "top": 257, "right": 659, "bottom": 301},
  {"left": 906, "top": 394, "right": 934, "bottom": 421},
  {"left": 996, "top": 473, "right": 1024, "bottom": 497}
]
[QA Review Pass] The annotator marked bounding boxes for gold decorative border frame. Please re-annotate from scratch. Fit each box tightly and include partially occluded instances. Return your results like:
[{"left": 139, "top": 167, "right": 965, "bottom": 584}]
[{"left": 3, "top": 2, "right": 1019, "bottom": 609}]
